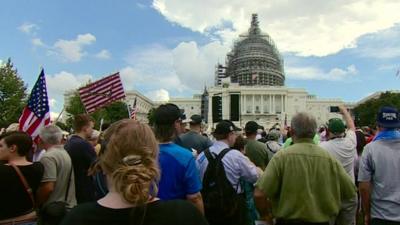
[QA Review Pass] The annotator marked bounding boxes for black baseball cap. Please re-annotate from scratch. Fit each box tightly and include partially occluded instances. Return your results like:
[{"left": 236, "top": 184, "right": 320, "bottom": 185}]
[
  {"left": 245, "top": 121, "right": 261, "bottom": 133},
  {"left": 154, "top": 103, "right": 185, "bottom": 125},
  {"left": 189, "top": 114, "right": 203, "bottom": 124},
  {"left": 214, "top": 120, "right": 241, "bottom": 135}
]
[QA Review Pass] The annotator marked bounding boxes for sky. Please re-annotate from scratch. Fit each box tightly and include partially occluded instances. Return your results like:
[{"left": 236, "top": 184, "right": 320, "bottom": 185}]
[{"left": 1, "top": 0, "right": 400, "bottom": 119}]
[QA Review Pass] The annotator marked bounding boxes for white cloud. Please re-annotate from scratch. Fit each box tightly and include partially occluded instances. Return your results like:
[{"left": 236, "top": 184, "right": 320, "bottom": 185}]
[
  {"left": 32, "top": 38, "right": 45, "bottom": 47},
  {"left": 49, "top": 98, "right": 57, "bottom": 108},
  {"left": 45, "top": 71, "right": 93, "bottom": 114},
  {"left": 153, "top": 0, "right": 400, "bottom": 56},
  {"left": 50, "top": 112, "right": 60, "bottom": 121},
  {"left": 172, "top": 41, "right": 229, "bottom": 89},
  {"left": 146, "top": 89, "right": 170, "bottom": 101},
  {"left": 122, "top": 41, "right": 228, "bottom": 97},
  {"left": 286, "top": 64, "right": 358, "bottom": 81},
  {"left": 51, "top": 33, "right": 96, "bottom": 62},
  {"left": 18, "top": 22, "right": 39, "bottom": 34},
  {"left": 123, "top": 45, "right": 188, "bottom": 92},
  {"left": 95, "top": 49, "right": 111, "bottom": 59},
  {"left": 46, "top": 71, "right": 93, "bottom": 100}
]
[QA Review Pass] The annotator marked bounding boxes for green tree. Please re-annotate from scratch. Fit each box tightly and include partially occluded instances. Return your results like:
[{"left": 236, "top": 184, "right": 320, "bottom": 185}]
[
  {"left": 0, "top": 58, "right": 27, "bottom": 128},
  {"left": 65, "top": 90, "right": 130, "bottom": 130},
  {"left": 147, "top": 108, "right": 156, "bottom": 127},
  {"left": 353, "top": 91, "right": 400, "bottom": 127}
]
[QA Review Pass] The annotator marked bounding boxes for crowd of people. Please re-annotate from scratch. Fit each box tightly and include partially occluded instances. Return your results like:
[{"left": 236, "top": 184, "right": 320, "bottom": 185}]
[{"left": 0, "top": 103, "right": 399, "bottom": 225}]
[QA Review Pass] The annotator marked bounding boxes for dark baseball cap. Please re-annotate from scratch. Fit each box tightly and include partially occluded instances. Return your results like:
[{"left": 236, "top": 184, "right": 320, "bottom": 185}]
[
  {"left": 377, "top": 106, "right": 400, "bottom": 128},
  {"left": 214, "top": 120, "right": 241, "bottom": 135},
  {"left": 154, "top": 103, "right": 185, "bottom": 125},
  {"left": 189, "top": 114, "right": 203, "bottom": 124},
  {"left": 328, "top": 118, "right": 346, "bottom": 134},
  {"left": 245, "top": 121, "right": 260, "bottom": 133}
]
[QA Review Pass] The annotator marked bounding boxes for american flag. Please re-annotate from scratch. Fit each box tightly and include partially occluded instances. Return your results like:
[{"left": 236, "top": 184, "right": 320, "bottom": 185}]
[
  {"left": 19, "top": 69, "right": 51, "bottom": 142},
  {"left": 129, "top": 98, "right": 138, "bottom": 120},
  {"left": 79, "top": 72, "right": 125, "bottom": 113}
]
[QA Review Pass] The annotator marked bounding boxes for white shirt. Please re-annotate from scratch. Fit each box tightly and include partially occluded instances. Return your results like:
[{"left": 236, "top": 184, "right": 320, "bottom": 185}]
[
  {"left": 319, "top": 130, "right": 357, "bottom": 182},
  {"left": 196, "top": 141, "right": 259, "bottom": 193}
]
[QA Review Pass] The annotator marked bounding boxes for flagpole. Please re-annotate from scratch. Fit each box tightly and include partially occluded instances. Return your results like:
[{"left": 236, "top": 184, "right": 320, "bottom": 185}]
[
  {"left": 99, "top": 118, "right": 104, "bottom": 132},
  {"left": 127, "top": 103, "right": 131, "bottom": 119},
  {"left": 53, "top": 106, "right": 65, "bottom": 124}
]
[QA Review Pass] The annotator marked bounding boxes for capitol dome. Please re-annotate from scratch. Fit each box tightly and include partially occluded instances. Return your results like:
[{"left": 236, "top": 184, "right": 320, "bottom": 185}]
[{"left": 226, "top": 14, "right": 285, "bottom": 86}]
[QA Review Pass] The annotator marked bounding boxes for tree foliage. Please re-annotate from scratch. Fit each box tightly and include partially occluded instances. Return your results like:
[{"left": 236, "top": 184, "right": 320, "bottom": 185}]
[
  {"left": 147, "top": 108, "right": 156, "bottom": 127},
  {"left": 65, "top": 90, "right": 130, "bottom": 130},
  {"left": 0, "top": 58, "right": 27, "bottom": 128},
  {"left": 353, "top": 91, "right": 400, "bottom": 127}
]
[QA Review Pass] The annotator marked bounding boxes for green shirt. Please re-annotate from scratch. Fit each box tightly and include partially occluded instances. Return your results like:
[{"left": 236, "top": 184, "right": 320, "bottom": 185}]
[
  {"left": 282, "top": 135, "right": 320, "bottom": 148},
  {"left": 245, "top": 139, "right": 269, "bottom": 170},
  {"left": 256, "top": 139, "right": 356, "bottom": 222}
]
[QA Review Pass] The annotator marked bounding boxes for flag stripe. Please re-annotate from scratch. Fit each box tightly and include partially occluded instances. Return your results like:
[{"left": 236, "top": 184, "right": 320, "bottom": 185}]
[
  {"left": 79, "top": 72, "right": 126, "bottom": 113},
  {"left": 79, "top": 73, "right": 120, "bottom": 93},
  {"left": 79, "top": 74, "right": 122, "bottom": 95},
  {"left": 84, "top": 90, "right": 125, "bottom": 110},
  {"left": 81, "top": 83, "right": 125, "bottom": 103},
  {"left": 79, "top": 75, "right": 122, "bottom": 98}
]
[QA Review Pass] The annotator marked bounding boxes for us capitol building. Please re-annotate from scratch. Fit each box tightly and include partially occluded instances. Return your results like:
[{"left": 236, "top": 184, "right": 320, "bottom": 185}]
[{"left": 123, "top": 14, "right": 345, "bottom": 129}]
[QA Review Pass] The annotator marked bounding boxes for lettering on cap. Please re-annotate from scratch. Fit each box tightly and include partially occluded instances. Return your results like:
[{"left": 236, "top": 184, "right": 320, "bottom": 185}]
[{"left": 382, "top": 112, "right": 397, "bottom": 120}]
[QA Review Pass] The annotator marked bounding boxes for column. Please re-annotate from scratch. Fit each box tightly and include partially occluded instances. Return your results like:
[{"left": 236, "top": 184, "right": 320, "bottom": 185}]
[
  {"left": 241, "top": 95, "right": 244, "bottom": 114},
  {"left": 272, "top": 95, "right": 275, "bottom": 114},
  {"left": 208, "top": 93, "right": 213, "bottom": 127},
  {"left": 281, "top": 94, "right": 284, "bottom": 113},
  {"left": 283, "top": 95, "right": 286, "bottom": 112},
  {"left": 269, "top": 94, "right": 272, "bottom": 114},
  {"left": 252, "top": 94, "right": 255, "bottom": 114},
  {"left": 261, "top": 95, "right": 264, "bottom": 114}
]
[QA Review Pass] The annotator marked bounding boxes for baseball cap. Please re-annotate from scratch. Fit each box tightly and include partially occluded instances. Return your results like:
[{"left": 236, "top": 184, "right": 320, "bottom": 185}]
[
  {"left": 189, "top": 114, "right": 203, "bottom": 124},
  {"left": 267, "top": 129, "right": 280, "bottom": 141},
  {"left": 328, "top": 118, "right": 345, "bottom": 134},
  {"left": 245, "top": 121, "right": 260, "bottom": 133},
  {"left": 154, "top": 103, "right": 185, "bottom": 125},
  {"left": 214, "top": 120, "right": 241, "bottom": 135},
  {"left": 376, "top": 106, "right": 400, "bottom": 128}
]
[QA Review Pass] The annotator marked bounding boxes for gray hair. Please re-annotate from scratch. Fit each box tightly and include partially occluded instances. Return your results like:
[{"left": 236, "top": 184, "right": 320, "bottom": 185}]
[
  {"left": 89, "top": 129, "right": 100, "bottom": 140},
  {"left": 291, "top": 112, "right": 317, "bottom": 139},
  {"left": 39, "top": 125, "right": 63, "bottom": 145}
]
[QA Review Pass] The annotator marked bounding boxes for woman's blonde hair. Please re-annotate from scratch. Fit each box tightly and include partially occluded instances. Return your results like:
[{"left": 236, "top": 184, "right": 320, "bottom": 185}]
[{"left": 99, "top": 119, "right": 159, "bottom": 205}]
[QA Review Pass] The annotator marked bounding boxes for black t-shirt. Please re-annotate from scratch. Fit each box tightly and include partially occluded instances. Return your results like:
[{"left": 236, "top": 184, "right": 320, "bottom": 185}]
[
  {"left": 178, "top": 131, "right": 213, "bottom": 154},
  {"left": 0, "top": 162, "right": 44, "bottom": 219},
  {"left": 64, "top": 135, "right": 97, "bottom": 203},
  {"left": 60, "top": 200, "right": 209, "bottom": 225}
]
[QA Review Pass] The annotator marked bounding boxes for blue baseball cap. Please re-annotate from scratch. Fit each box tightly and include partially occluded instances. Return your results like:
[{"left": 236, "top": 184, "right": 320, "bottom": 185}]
[{"left": 376, "top": 106, "right": 400, "bottom": 128}]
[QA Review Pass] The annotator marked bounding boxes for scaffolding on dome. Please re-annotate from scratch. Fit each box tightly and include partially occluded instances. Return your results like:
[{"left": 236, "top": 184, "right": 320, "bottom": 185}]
[{"left": 216, "top": 13, "right": 285, "bottom": 87}]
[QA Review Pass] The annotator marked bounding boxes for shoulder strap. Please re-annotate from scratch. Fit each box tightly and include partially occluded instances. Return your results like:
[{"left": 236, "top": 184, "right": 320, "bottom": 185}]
[
  {"left": 204, "top": 148, "right": 215, "bottom": 163},
  {"left": 10, "top": 164, "right": 35, "bottom": 207},
  {"left": 216, "top": 148, "right": 231, "bottom": 162},
  {"left": 64, "top": 166, "right": 73, "bottom": 202},
  {"left": 266, "top": 142, "right": 277, "bottom": 154}
]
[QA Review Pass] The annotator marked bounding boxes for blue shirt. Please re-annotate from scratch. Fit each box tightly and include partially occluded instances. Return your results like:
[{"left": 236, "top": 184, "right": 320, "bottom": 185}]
[{"left": 157, "top": 143, "right": 202, "bottom": 200}]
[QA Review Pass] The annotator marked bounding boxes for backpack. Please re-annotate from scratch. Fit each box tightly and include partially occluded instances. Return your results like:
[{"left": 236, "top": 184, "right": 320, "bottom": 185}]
[{"left": 202, "top": 148, "right": 245, "bottom": 225}]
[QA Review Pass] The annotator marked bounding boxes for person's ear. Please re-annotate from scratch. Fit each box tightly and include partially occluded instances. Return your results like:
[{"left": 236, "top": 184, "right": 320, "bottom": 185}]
[{"left": 9, "top": 144, "right": 17, "bottom": 153}]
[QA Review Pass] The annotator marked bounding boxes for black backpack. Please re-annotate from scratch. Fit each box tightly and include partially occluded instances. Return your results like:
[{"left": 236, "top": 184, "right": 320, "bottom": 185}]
[{"left": 202, "top": 148, "right": 245, "bottom": 225}]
